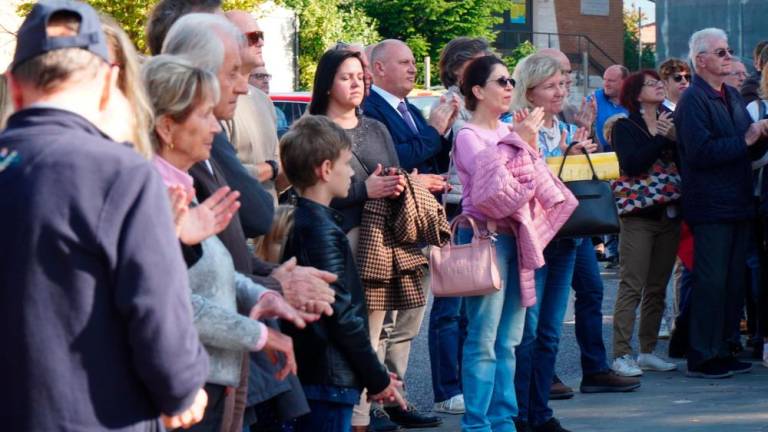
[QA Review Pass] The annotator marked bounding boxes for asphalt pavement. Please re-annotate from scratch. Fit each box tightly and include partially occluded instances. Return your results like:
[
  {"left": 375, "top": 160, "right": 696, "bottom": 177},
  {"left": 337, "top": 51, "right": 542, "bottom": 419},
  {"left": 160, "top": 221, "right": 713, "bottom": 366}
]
[{"left": 399, "top": 263, "right": 768, "bottom": 432}]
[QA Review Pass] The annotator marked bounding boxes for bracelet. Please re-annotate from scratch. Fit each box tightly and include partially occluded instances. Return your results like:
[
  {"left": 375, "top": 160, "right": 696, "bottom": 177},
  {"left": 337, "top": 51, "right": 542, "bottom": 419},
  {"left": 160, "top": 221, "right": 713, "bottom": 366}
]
[{"left": 266, "top": 160, "right": 279, "bottom": 181}]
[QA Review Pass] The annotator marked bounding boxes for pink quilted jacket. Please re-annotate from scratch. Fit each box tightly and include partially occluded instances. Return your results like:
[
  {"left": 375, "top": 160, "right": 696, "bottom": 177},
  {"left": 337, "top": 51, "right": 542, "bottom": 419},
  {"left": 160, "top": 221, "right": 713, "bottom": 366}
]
[{"left": 470, "top": 131, "right": 578, "bottom": 307}]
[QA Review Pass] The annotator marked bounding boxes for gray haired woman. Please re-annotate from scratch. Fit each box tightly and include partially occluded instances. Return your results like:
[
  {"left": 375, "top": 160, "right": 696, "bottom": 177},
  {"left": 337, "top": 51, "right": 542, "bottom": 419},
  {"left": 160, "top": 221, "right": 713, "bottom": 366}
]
[{"left": 143, "top": 54, "right": 304, "bottom": 432}]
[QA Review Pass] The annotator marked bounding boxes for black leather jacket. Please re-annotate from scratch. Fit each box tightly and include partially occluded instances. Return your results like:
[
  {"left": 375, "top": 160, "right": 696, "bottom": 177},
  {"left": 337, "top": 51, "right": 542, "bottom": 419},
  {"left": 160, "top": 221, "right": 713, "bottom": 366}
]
[{"left": 281, "top": 198, "right": 390, "bottom": 394}]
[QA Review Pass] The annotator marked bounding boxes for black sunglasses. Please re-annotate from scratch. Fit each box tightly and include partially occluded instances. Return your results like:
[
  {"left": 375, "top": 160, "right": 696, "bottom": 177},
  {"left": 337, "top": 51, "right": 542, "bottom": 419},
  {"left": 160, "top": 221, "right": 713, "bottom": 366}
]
[
  {"left": 672, "top": 73, "right": 690, "bottom": 83},
  {"left": 701, "top": 47, "right": 734, "bottom": 58},
  {"left": 245, "top": 31, "right": 264, "bottom": 46},
  {"left": 488, "top": 76, "right": 515, "bottom": 88}
]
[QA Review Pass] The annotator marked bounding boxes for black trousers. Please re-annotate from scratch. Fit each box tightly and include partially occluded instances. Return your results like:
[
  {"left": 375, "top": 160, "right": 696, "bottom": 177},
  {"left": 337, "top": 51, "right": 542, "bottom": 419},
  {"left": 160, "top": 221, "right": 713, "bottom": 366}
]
[
  {"left": 176, "top": 383, "right": 227, "bottom": 432},
  {"left": 688, "top": 222, "right": 749, "bottom": 368}
]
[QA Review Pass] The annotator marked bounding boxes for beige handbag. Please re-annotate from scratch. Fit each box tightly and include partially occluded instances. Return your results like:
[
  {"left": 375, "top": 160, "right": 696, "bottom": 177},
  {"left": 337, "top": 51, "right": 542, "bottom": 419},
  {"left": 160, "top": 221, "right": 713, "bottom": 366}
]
[{"left": 429, "top": 214, "right": 502, "bottom": 297}]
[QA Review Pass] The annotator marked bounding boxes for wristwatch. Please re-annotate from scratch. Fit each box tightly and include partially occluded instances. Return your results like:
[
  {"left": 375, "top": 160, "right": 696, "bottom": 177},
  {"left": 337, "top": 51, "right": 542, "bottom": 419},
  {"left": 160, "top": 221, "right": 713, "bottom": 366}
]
[{"left": 266, "top": 160, "right": 279, "bottom": 181}]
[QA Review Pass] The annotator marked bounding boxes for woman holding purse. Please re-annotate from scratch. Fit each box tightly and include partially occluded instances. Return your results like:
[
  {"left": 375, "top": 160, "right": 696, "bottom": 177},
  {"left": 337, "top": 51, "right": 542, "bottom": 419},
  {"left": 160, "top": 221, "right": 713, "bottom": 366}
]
[
  {"left": 610, "top": 70, "right": 681, "bottom": 376},
  {"left": 453, "top": 54, "right": 577, "bottom": 432}
]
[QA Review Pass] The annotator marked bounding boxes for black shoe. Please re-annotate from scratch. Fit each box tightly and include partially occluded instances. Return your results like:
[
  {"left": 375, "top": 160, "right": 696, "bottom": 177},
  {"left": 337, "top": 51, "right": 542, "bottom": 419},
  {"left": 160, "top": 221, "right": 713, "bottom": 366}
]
[
  {"left": 533, "top": 418, "right": 571, "bottom": 432},
  {"left": 515, "top": 420, "right": 533, "bottom": 432},
  {"left": 384, "top": 404, "right": 442, "bottom": 429},
  {"left": 722, "top": 357, "right": 753, "bottom": 374},
  {"left": 549, "top": 375, "right": 575, "bottom": 400},
  {"left": 580, "top": 371, "right": 641, "bottom": 393},
  {"left": 686, "top": 360, "right": 734, "bottom": 379},
  {"left": 370, "top": 407, "right": 402, "bottom": 431}
]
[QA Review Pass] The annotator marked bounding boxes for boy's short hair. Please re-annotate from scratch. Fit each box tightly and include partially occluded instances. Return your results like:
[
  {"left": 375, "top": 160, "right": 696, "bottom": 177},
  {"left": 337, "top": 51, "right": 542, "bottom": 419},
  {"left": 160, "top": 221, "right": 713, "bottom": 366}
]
[{"left": 280, "top": 115, "right": 351, "bottom": 190}]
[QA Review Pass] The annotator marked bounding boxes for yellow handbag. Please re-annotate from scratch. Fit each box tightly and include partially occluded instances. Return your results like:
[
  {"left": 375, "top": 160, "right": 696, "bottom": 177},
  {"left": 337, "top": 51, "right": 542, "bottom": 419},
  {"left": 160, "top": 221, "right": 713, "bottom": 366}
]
[{"left": 547, "top": 151, "right": 620, "bottom": 181}]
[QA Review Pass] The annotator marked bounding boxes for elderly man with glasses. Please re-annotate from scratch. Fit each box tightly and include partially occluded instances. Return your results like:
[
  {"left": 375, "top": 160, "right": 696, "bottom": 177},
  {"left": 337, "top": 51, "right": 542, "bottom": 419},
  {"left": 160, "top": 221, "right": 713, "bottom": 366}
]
[{"left": 675, "top": 27, "right": 768, "bottom": 379}]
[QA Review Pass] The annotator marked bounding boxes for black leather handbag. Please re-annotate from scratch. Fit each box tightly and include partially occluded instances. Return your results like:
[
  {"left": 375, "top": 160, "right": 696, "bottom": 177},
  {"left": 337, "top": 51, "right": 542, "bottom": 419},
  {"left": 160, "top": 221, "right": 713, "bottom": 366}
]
[{"left": 556, "top": 144, "right": 620, "bottom": 238}]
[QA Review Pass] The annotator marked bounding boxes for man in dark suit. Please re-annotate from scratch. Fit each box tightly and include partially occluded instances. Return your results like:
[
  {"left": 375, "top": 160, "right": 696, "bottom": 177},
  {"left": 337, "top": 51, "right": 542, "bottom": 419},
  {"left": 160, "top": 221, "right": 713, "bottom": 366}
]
[{"left": 357, "top": 39, "right": 457, "bottom": 431}]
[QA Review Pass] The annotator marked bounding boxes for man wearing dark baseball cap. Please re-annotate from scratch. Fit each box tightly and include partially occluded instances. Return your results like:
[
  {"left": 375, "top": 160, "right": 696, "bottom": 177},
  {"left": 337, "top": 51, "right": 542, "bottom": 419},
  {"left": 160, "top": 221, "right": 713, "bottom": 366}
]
[{"left": 0, "top": 1, "right": 210, "bottom": 430}]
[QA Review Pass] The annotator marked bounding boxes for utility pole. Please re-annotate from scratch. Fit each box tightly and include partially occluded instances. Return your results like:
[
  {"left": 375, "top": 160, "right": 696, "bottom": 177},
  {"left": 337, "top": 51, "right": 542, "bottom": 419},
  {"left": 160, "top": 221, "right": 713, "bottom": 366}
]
[{"left": 637, "top": 6, "right": 642, "bottom": 69}]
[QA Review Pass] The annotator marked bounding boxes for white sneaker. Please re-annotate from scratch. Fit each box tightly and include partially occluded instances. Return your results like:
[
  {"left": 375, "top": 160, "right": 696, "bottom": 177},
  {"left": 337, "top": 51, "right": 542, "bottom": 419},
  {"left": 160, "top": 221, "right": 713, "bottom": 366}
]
[
  {"left": 637, "top": 353, "right": 677, "bottom": 371},
  {"left": 658, "top": 319, "right": 671, "bottom": 339},
  {"left": 434, "top": 394, "right": 465, "bottom": 414},
  {"left": 611, "top": 354, "right": 643, "bottom": 377}
]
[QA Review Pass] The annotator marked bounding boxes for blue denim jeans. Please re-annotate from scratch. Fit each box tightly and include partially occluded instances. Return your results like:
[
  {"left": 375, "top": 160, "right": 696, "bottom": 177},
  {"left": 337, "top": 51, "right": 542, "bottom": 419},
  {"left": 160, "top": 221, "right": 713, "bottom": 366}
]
[
  {"left": 295, "top": 386, "right": 360, "bottom": 432},
  {"left": 428, "top": 296, "right": 466, "bottom": 403},
  {"left": 515, "top": 238, "right": 578, "bottom": 427},
  {"left": 458, "top": 229, "right": 526, "bottom": 432},
  {"left": 571, "top": 237, "right": 610, "bottom": 375}
]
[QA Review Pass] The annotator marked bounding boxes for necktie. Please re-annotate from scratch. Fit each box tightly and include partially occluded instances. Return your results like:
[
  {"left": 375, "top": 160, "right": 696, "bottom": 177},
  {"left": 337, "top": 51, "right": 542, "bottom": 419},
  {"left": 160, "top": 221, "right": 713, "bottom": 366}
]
[{"left": 397, "top": 101, "right": 419, "bottom": 134}]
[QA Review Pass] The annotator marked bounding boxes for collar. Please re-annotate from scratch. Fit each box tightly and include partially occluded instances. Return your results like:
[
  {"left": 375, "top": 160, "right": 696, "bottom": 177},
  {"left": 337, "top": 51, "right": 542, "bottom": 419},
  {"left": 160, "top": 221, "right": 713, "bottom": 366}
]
[
  {"left": 371, "top": 85, "right": 404, "bottom": 112},
  {"left": 152, "top": 155, "right": 194, "bottom": 192},
  {"left": 662, "top": 99, "right": 676, "bottom": 111},
  {"left": 597, "top": 88, "right": 621, "bottom": 108},
  {"left": 296, "top": 197, "right": 344, "bottom": 226},
  {"left": 692, "top": 74, "right": 727, "bottom": 101},
  {"left": 6, "top": 106, "right": 111, "bottom": 141}
]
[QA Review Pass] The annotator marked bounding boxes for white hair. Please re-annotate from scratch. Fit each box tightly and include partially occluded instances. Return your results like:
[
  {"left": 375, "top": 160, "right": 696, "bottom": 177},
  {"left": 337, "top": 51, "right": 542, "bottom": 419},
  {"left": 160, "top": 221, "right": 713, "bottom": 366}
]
[
  {"left": 511, "top": 53, "right": 561, "bottom": 111},
  {"left": 688, "top": 27, "right": 728, "bottom": 72},
  {"left": 161, "top": 13, "right": 246, "bottom": 74}
]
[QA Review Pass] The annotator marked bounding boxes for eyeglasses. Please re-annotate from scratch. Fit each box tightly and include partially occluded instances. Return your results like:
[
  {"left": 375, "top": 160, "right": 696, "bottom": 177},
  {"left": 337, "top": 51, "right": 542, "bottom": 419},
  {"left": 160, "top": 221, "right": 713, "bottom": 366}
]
[
  {"left": 643, "top": 79, "right": 664, "bottom": 87},
  {"left": 488, "top": 76, "right": 515, "bottom": 88},
  {"left": 672, "top": 73, "right": 690, "bottom": 83},
  {"left": 250, "top": 73, "right": 272, "bottom": 82},
  {"left": 245, "top": 31, "right": 264, "bottom": 46},
  {"left": 731, "top": 71, "right": 748, "bottom": 77},
  {"left": 700, "top": 47, "right": 734, "bottom": 58}
]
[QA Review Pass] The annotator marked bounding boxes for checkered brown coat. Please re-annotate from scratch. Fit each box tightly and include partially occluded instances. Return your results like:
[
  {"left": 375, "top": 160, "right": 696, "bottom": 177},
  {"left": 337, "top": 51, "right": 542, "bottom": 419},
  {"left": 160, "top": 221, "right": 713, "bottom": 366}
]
[{"left": 357, "top": 174, "right": 451, "bottom": 311}]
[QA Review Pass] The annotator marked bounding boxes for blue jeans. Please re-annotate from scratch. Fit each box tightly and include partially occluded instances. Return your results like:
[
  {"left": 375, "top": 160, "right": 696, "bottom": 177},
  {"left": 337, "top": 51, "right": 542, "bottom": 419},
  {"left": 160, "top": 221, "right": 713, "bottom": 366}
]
[
  {"left": 515, "top": 238, "right": 578, "bottom": 427},
  {"left": 571, "top": 237, "right": 610, "bottom": 375},
  {"left": 604, "top": 234, "right": 619, "bottom": 259},
  {"left": 459, "top": 230, "right": 526, "bottom": 432},
  {"left": 295, "top": 386, "right": 359, "bottom": 432},
  {"left": 429, "top": 296, "right": 466, "bottom": 403}
]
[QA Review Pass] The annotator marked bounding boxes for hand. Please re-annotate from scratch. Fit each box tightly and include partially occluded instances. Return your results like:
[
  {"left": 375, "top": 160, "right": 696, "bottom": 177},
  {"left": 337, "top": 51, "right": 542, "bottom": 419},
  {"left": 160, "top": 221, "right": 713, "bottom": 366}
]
[
  {"left": 561, "top": 130, "right": 598, "bottom": 155},
  {"left": 271, "top": 257, "right": 336, "bottom": 316},
  {"left": 369, "top": 373, "right": 407, "bottom": 409},
  {"left": 179, "top": 186, "right": 241, "bottom": 245},
  {"left": 745, "top": 119, "right": 768, "bottom": 146},
  {"left": 512, "top": 107, "right": 545, "bottom": 150},
  {"left": 161, "top": 388, "right": 208, "bottom": 430},
  {"left": 167, "top": 185, "right": 190, "bottom": 238},
  {"left": 249, "top": 292, "right": 309, "bottom": 328},
  {"left": 428, "top": 96, "right": 458, "bottom": 135},
  {"left": 411, "top": 168, "right": 448, "bottom": 193},
  {"left": 366, "top": 164, "right": 406, "bottom": 199},
  {"left": 574, "top": 97, "right": 597, "bottom": 130},
  {"left": 261, "top": 328, "right": 297, "bottom": 380}
]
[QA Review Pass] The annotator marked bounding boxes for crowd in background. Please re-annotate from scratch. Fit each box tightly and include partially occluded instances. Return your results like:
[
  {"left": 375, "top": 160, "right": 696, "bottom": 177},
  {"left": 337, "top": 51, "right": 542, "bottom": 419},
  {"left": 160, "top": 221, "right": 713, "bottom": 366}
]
[{"left": 3, "top": 1, "right": 768, "bottom": 432}]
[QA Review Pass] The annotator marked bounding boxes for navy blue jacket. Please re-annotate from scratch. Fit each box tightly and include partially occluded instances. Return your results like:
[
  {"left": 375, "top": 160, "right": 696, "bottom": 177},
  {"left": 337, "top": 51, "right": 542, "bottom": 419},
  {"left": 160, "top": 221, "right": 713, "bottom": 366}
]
[
  {"left": 0, "top": 108, "right": 208, "bottom": 431},
  {"left": 362, "top": 90, "right": 450, "bottom": 174},
  {"left": 210, "top": 131, "right": 275, "bottom": 237},
  {"left": 674, "top": 76, "right": 764, "bottom": 225}
]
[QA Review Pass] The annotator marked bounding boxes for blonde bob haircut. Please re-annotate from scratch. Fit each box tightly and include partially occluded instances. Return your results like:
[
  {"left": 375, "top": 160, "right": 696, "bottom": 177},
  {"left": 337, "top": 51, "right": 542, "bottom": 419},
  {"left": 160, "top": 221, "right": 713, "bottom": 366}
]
[
  {"left": 141, "top": 55, "right": 221, "bottom": 152},
  {"left": 511, "top": 53, "right": 562, "bottom": 111}
]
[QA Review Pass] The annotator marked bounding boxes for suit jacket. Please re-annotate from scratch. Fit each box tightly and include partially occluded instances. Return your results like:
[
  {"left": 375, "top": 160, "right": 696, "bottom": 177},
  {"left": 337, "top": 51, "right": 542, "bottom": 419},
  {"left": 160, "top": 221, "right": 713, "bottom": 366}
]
[
  {"left": 210, "top": 131, "right": 275, "bottom": 238},
  {"left": 362, "top": 89, "right": 450, "bottom": 174}
]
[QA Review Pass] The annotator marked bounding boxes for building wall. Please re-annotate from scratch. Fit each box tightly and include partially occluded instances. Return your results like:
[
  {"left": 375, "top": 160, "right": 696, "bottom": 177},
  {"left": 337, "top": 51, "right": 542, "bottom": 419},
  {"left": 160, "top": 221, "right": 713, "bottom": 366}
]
[
  {"left": 0, "top": 0, "right": 24, "bottom": 72},
  {"left": 656, "top": 0, "right": 768, "bottom": 70},
  {"left": 553, "top": 0, "right": 624, "bottom": 67}
]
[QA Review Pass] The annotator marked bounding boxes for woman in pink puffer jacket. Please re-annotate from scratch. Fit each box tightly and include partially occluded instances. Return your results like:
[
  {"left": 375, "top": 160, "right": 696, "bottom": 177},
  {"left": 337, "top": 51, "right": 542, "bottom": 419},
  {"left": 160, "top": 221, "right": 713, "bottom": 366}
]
[{"left": 453, "top": 55, "right": 576, "bottom": 432}]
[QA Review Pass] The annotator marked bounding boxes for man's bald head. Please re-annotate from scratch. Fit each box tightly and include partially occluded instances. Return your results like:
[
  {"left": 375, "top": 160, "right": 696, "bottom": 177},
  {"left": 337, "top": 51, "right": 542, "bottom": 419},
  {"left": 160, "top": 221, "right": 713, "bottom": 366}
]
[
  {"left": 225, "top": 10, "right": 263, "bottom": 74},
  {"left": 369, "top": 39, "right": 416, "bottom": 99}
]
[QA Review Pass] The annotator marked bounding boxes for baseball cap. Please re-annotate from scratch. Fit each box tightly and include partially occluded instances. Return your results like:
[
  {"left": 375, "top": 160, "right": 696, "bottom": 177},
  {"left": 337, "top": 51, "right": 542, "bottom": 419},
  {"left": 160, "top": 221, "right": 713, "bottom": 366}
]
[{"left": 12, "top": 0, "right": 110, "bottom": 71}]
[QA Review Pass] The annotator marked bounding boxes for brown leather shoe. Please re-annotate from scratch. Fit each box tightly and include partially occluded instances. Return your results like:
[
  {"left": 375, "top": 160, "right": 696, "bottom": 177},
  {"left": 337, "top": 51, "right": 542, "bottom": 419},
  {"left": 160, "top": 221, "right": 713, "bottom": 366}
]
[
  {"left": 351, "top": 426, "right": 370, "bottom": 432},
  {"left": 580, "top": 371, "right": 641, "bottom": 393},
  {"left": 549, "top": 376, "right": 575, "bottom": 400}
]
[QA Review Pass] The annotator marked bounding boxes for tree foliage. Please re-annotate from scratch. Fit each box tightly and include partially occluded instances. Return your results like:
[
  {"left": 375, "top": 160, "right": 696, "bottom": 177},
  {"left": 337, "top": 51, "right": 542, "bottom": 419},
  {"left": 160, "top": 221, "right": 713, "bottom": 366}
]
[
  {"left": 19, "top": 0, "right": 267, "bottom": 53},
  {"left": 358, "top": 0, "right": 508, "bottom": 86},
  {"left": 284, "top": 0, "right": 380, "bottom": 89},
  {"left": 623, "top": 7, "right": 655, "bottom": 71},
  {"left": 503, "top": 40, "right": 536, "bottom": 73}
]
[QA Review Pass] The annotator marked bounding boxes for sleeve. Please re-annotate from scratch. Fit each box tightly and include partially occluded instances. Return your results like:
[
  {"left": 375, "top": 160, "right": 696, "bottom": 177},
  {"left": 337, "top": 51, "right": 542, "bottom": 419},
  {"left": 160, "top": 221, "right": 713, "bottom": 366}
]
[
  {"left": 331, "top": 179, "right": 368, "bottom": 212},
  {"left": 210, "top": 135, "right": 275, "bottom": 237},
  {"left": 612, "top": 120, "right": 668, "bottom": 176},
  {"left": 298, "top": 227, "right": 390, "bottom": 395},
  {"left": 234, "top": 272, "right": 270, "bottom": 313},
  {"left": 97, "top": 163, "right": 208, "bottom": 416},
  {"left": 190, "top": 292, "right": 266, "bottom": 351},
  {"left": 746, "top": 101, "right": 760, "bottom": 122}
]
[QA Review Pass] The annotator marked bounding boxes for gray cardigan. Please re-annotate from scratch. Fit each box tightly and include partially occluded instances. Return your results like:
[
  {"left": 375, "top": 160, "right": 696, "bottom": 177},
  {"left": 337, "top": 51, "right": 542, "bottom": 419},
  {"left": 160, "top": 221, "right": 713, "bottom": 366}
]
[{"left": 188, "top": 235, "right": 269, "bottom": 387}]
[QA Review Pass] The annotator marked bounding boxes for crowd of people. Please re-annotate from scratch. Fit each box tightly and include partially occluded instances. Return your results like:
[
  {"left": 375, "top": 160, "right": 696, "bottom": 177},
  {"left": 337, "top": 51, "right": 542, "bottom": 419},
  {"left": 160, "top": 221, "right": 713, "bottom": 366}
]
[{"left": 3, "top": 1, "right": 768, "bottom": 432}]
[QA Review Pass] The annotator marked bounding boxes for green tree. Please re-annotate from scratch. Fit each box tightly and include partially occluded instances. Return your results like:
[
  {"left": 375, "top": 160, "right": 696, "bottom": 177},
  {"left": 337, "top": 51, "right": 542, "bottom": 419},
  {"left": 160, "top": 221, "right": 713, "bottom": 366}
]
[
  {"left": 623, "top": 7, "right": 655, "bottom": 71},
  {"left": 503, "top": 40, "right": 536, "bottom": 73},
  {"left": 358, "top": 0, "right": 508, "bottom": 87},
  {"left": 284, "top": 0, "right": 380, "bottom": 89},
  {"left": 19, "top": 0, "right": 267, "bottom": 53}
]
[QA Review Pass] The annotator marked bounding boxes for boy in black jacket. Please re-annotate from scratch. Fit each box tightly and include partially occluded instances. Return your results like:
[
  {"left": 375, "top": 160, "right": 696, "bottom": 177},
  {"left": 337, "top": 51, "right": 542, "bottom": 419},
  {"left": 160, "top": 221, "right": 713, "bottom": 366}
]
[{"left": 279, "top": 115, "right": 404, "bottom": 431}]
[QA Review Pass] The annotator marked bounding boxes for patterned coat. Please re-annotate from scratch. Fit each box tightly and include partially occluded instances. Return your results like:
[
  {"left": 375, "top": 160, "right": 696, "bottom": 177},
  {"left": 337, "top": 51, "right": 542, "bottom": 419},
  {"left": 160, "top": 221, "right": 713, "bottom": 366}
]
[{"left": 357, "top": 174, "right": 451, "bottom": 310}]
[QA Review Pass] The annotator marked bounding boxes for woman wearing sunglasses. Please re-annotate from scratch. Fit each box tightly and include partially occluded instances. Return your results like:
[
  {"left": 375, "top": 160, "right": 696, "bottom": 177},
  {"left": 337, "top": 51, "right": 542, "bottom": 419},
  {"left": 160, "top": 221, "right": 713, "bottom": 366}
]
[{"left": 659, "top": 58, "right": 691, "bottom": 112}]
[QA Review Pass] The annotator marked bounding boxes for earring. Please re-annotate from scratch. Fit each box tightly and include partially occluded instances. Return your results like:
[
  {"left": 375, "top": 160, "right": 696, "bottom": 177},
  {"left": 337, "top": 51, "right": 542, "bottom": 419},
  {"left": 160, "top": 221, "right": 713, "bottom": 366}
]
[{"left": 167, "top": 141, "right": 174, "bottom": 150}]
